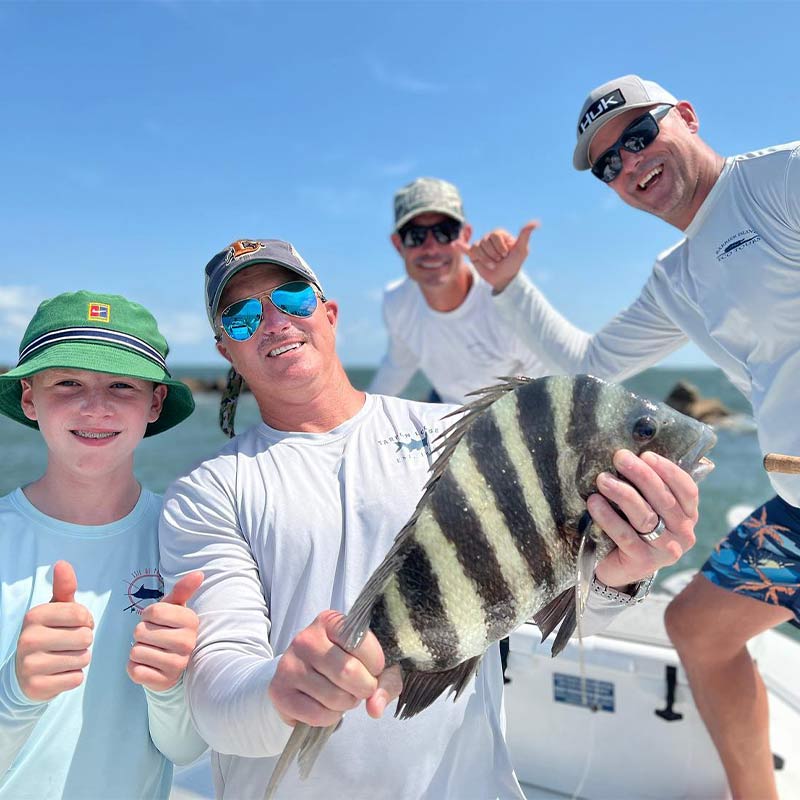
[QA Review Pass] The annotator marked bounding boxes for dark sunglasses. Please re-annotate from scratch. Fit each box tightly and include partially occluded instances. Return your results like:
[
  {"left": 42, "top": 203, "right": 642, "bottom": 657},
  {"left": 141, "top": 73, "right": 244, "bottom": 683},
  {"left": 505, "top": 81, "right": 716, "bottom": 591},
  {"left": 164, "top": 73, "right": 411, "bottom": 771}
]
[
  {"left": 591, "top": 104, "right": 673, "bottom": 183},
  {"left": 398, "top": 218, "right": 462, "bottom": 248},
  {"left": 219, "top": 281, "right": 323, "bottom": 342}
]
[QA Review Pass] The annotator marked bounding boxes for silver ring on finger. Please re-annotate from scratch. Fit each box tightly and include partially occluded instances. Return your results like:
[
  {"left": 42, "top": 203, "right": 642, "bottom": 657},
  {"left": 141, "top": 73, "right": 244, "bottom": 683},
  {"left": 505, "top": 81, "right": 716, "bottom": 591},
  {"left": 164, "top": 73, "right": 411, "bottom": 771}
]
[{"left": 638, "top": 515, "right": 666, "bottom": 543}]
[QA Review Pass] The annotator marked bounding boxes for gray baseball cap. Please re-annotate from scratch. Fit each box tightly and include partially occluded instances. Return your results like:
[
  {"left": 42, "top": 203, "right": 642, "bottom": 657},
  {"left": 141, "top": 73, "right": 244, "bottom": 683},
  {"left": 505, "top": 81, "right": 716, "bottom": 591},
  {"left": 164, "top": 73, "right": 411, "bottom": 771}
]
[
  {"left": 573, "top": 75, "right": 678, "bottom": 170},
  {"left": 204, "top": 239, "right": 325, "bottom": 328},
  {"left": 393, "top": 177, "right": 466, "bottom": 232}
]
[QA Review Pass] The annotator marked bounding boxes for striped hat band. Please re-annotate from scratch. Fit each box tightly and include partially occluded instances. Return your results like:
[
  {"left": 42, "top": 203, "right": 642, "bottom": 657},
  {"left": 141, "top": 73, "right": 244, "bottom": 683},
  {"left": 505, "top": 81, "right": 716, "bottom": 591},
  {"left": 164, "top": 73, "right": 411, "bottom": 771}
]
[{"left": 18, "top": 327, "right": 168, "bottom": 373}]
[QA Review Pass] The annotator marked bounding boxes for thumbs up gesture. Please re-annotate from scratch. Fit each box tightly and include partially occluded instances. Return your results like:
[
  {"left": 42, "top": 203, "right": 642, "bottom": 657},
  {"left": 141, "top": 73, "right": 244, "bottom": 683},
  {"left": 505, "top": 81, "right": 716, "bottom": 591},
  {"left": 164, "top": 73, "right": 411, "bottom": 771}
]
[
  {"left": 458, "top": 220, "right": 540, "bottom": 293},
  {"left": 127, "top": 572, "right": 203, "bottom": 692},
  {"left": 15, "top": 561, "right": 95, "bottom": 702}
]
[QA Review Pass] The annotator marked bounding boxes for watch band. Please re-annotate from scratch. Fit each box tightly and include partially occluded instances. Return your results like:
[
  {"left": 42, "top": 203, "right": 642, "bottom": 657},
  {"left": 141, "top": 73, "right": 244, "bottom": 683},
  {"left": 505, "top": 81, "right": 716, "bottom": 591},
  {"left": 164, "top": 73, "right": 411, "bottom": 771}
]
[{"left": 590, "top": 572, "right": 656, "bottom": 605}]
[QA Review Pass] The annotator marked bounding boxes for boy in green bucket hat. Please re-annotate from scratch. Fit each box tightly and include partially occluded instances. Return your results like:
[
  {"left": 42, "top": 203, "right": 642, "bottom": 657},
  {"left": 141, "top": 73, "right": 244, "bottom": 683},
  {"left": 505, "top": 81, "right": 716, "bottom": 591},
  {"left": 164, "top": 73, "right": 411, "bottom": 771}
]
[{"left": 0, "top": 291, "right": 206, "bottom": 799}]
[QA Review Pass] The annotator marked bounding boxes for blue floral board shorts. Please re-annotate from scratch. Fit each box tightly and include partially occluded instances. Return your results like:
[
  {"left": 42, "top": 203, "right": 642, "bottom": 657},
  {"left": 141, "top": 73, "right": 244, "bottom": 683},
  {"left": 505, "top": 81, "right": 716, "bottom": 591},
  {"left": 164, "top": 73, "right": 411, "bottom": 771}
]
[{"left": 701, "top": 495, "right": 800, "bottom": 629}]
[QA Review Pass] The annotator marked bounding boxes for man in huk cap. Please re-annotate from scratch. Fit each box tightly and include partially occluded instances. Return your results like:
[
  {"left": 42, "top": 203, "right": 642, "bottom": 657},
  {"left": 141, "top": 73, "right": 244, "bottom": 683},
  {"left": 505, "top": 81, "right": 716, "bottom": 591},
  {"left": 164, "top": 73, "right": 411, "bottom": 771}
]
[
  {"left": 467, "top": 74, "right": 800, "bottom": 799},
  {"left": 368, "top": 177, "right": 584, "bottom": 406},
  {"left": 157, "top": 237, "right": 701, "bottom": 799}
]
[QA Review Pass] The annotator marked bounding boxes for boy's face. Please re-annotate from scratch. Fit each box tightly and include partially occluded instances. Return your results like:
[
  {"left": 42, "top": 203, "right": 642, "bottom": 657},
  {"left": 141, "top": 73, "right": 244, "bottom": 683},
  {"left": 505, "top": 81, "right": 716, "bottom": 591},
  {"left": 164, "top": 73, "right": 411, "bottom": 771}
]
[{"left": 20, "top": 368, "right": 167, "bottom": 475}]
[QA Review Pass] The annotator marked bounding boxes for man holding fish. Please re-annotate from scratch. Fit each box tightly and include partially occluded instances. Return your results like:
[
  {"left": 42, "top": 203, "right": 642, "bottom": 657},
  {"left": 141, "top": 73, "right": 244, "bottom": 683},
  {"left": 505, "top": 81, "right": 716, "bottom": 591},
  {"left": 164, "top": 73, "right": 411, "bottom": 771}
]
[
  {"left": 158, "top": 238, "right": 705, "bottom": 798},
  {"left": 467, "top": 74, "right": 800, "bottom": 800}
]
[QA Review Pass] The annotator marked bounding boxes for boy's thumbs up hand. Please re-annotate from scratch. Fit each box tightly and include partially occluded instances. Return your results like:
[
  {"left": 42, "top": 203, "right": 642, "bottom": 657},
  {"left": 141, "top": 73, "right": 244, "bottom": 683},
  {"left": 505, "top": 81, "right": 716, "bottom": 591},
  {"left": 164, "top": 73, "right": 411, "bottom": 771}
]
[
  {"left": 50, "top": 560, "right": 77, "bottom": 603},
  {"left": 17, "top": 561, "right": 94, "bottom": 702},
  {"left": 127, "top": 572, "right": 203, "bottom": 692}
]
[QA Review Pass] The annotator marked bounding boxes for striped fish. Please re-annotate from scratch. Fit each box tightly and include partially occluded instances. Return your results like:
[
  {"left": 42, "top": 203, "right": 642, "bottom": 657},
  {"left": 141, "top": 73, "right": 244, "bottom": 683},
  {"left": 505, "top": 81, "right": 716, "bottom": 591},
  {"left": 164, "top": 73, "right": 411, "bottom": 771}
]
[{"left": 266, "top": 375, "right": 716, "bottom": 795}]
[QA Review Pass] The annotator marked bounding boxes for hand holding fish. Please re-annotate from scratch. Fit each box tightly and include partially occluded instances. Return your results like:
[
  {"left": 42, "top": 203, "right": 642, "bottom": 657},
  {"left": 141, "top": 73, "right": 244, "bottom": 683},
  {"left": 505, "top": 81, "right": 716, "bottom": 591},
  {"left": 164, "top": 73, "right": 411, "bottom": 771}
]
[
  {"left": 268, "top": 610, "right": 403, "bottom": 728},
  {"left": 265, "top": 375, "right": 716, "bottom": 797},
  {"left": 459, "top": 220, "right": 539, "bottom": 293},
  {"left": 15, "top": 561, "right": 94, "bottom": 702},
  {"left": 590, "top": 449, "right": 699, "bottom": 589},
  {"left": 127, "top": 570, "right": 203, "bottom": 692}
]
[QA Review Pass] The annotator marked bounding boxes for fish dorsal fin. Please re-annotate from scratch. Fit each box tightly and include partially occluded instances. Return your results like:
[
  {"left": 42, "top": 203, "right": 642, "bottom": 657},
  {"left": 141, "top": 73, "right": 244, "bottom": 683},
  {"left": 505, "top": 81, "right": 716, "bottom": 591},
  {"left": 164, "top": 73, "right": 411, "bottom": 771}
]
[
  {"left": 395, "top": 655, "right": 484, "bottom": 720},
  {"left": 425, "top": 376, "right": 532, "bottom": 490},
  {"left": 340, "top": 377, "right": 531, "bottom": 652}
]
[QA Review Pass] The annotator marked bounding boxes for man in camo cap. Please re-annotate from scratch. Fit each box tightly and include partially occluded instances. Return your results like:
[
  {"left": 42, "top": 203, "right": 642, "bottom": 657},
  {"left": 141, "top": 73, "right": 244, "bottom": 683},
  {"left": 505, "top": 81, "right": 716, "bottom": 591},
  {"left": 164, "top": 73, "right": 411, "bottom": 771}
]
[{"left": 369, "top": 177, "right": 581, "bottom": 406}]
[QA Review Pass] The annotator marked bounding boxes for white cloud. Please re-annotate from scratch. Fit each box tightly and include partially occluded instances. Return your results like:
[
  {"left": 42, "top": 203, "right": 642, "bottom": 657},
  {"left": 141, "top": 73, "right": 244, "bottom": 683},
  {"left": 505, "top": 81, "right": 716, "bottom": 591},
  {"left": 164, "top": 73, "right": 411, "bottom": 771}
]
[
  {"left": 371, "top": 159, "right": 418, "bottom": 178},
  {"left": 155, "top": 311, "right": 209, "bottom": 345},
  {"left": 294, "top": 185, "right": 370, "bottom": 218},
  {"left": 0, "top": 286, "right": 46, "bottom": 342},
  {"left": 366, "top": 55, "right": 446, "bottom": 95}
]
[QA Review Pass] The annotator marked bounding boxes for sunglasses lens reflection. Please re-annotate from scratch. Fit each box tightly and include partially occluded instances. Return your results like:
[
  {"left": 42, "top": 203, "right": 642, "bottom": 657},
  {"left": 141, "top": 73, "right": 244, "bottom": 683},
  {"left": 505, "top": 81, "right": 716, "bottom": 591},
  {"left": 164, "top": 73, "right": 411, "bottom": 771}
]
[
  {"left": 270, "top": 283, "right": 318, "bottom": 318},
  {"left": 222, "top": 298, "right": 262, "bottom": 341},
  {"left": 221, "top": 283, "right": 319, "bottom": 342}
]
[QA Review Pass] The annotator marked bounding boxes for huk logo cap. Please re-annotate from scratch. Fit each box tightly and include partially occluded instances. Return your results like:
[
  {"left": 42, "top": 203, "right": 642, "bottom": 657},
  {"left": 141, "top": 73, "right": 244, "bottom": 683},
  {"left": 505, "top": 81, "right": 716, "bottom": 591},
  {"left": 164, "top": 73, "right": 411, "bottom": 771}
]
[
  {"left": 393, "top": 177, "right": 466, "bottom": 232},
  {"left": 572, "top": 74, "right": 678, "bottom": 171}
]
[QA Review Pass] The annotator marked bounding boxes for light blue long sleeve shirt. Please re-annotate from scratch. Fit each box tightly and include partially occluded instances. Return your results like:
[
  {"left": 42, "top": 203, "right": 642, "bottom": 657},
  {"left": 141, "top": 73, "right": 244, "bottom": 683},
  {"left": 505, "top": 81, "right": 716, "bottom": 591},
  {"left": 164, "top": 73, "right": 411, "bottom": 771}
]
[{"left": 0, "top": 488, "right": 206, "bottom": 800}]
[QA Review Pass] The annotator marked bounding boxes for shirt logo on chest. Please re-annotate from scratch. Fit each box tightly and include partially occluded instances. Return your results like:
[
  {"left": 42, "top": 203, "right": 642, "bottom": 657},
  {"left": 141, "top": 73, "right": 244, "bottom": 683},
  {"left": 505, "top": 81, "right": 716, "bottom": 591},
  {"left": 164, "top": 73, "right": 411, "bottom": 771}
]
[
  {"left": 377, "top": 425, "right": 440, "bottom": 463},
  {"left": 123, "top": 568, "right": 164, "bottom": 614},
  {"left": 715, "top": 228, "right": 762, "bottom": 262}
]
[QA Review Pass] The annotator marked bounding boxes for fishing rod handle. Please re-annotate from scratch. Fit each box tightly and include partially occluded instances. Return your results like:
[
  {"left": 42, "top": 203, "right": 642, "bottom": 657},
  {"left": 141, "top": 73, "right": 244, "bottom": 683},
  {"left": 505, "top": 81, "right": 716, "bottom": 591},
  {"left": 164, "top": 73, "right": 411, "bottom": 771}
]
[{"left": 763, "top": 453, "right": 800, "bottom": 474}]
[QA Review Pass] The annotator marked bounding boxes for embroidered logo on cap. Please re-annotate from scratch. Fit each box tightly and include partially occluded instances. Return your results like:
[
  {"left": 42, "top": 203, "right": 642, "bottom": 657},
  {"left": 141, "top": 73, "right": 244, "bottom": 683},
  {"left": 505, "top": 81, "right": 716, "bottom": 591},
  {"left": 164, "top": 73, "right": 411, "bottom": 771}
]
[
  {"left": 87, "top": 302, "right": 111, "bottom": 322},
  {"left": 225, "top": 240, "right": 265, "bottom": 265},
  {"left": 578, "top": 89, "right": 626, "bottom": 135}
]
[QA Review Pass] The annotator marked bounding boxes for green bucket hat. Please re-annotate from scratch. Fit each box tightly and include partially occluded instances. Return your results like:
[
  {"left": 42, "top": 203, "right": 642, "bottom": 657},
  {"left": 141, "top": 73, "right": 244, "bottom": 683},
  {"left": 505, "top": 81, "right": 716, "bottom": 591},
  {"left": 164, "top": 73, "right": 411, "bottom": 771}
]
[{"left": 0, "top": 290, "right": 195, "bottom": 436}]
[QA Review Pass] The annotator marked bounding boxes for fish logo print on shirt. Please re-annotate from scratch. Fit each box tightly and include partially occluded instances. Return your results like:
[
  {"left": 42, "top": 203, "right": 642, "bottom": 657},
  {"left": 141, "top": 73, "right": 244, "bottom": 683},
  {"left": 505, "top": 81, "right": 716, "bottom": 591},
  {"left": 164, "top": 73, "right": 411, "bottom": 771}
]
[{"left": 124, "top": 568, "right": 165, "bottom": 614}]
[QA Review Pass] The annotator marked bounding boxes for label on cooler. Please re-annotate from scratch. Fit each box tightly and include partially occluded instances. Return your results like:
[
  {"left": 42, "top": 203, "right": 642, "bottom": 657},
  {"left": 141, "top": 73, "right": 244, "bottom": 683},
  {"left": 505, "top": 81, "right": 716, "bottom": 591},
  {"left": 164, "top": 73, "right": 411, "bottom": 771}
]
[{"left": 553, "top": 672, "right": 615, "bottom": 712}]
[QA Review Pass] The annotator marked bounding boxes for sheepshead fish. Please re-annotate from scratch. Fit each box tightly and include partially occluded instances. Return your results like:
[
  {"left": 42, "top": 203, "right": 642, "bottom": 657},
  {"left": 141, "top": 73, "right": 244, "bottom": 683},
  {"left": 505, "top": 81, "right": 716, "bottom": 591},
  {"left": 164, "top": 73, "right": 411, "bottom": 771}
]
[{"left": 265, "top": 375, "right": 716, "bottom": 796}]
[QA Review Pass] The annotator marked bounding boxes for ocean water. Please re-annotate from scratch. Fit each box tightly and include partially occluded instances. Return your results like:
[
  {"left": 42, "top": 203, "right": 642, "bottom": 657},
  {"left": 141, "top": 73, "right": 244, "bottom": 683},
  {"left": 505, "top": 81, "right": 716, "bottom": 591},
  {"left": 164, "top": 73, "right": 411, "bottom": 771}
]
[{"left": 3, "top": 365, "right": 795, "bottom": 640}]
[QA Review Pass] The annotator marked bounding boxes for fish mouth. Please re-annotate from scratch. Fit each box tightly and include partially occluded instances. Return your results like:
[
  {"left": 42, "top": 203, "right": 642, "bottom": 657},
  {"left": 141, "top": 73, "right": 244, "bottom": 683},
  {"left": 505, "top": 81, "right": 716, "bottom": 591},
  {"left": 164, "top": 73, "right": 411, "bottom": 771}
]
[{"left": 677, "top": 427, "right": 718, "bottom": 483}]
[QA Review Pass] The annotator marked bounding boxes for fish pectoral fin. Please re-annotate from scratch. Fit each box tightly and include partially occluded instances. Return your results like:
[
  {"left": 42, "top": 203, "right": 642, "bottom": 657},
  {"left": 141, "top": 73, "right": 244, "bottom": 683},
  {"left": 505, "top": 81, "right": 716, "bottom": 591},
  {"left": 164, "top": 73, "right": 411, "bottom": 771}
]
[
  {"left": 531, "top": 588, "right": 574, "bottom": 647},
  {"left": 264, "top": 720, "right": 342, "bottom": 798},
  {"left": 395, "top": 655, "right": 483, "bottom": 720},
  {"left": 576, "top": 515, "right": 598, "bottom": 617},
  {"left": 532, "top": 516, "right": 598, "bottom": 658}
]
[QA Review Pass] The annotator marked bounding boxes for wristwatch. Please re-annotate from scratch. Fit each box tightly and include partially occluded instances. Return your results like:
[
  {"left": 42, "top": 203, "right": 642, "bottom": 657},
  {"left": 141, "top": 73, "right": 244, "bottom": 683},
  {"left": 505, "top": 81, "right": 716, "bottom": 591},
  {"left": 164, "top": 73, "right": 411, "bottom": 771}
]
[{"left": 590, "top": 573, "right": 656, "bottom": 605}]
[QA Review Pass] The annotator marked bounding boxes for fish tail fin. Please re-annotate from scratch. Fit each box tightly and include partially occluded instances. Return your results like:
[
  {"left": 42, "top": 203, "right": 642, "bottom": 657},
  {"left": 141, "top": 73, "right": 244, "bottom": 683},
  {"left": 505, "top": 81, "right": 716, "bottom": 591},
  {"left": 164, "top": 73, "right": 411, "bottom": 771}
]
[{"left": 264, "top": 720, "right": 341, "bottom": 799}]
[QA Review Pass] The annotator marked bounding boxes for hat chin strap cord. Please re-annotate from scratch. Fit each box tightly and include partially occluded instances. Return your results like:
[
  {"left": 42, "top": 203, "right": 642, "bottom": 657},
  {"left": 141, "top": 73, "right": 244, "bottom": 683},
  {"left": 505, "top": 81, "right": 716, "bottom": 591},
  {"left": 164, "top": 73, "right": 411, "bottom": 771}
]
[{"left": 219, "top": 367, "right": 244, "bottom": 438}]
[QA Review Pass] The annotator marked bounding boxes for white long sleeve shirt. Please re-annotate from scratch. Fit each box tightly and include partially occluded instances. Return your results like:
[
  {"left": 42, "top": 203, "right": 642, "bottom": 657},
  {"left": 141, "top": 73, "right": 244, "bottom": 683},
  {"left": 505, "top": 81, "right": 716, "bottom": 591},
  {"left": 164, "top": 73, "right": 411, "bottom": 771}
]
[
  {"left": 369, "top": 267, "right": 588, "bottom": 404},
  {"left": 159, "top": 393, "right": 633, "bottom": 800},
  {"left": 496, "top": 142, "right": 800, "bottom": 507}
]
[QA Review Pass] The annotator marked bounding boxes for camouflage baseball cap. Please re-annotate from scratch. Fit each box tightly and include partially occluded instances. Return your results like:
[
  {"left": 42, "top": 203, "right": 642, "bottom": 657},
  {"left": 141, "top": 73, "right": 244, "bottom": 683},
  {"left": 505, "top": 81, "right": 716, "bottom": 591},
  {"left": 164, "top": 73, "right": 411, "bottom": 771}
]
[{"left": 393, "top": 177, "right": 466, "bottom": 232}]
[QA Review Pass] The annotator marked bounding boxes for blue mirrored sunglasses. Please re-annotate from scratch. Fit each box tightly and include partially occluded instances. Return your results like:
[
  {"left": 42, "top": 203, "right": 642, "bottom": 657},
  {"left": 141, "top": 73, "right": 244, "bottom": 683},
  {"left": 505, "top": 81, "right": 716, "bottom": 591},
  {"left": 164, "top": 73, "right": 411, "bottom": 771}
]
[{"left": 219, "top": 281, "right": 322, "bottom": 342}]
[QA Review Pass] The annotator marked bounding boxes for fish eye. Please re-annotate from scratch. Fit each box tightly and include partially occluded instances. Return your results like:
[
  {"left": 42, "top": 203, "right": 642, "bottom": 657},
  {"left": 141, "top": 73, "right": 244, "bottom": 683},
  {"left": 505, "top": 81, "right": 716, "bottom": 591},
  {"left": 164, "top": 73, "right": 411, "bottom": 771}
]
[{"left": 632, "top": 416, "right": 658, "bottom": 443}]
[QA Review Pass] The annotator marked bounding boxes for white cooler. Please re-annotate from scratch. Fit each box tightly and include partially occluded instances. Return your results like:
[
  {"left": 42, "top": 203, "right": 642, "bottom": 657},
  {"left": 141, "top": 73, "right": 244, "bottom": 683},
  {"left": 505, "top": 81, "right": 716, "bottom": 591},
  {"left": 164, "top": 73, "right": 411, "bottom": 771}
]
[{"left": 505, "top": 593, "right": 799, "bottom": 800}]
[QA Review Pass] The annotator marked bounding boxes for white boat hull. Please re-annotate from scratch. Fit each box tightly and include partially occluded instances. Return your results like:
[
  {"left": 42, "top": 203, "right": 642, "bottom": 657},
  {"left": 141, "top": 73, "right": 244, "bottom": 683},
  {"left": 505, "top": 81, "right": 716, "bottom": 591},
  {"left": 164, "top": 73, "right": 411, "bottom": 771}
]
[{"left": 508, "top": 591, "right": 800, "bottom": 799}]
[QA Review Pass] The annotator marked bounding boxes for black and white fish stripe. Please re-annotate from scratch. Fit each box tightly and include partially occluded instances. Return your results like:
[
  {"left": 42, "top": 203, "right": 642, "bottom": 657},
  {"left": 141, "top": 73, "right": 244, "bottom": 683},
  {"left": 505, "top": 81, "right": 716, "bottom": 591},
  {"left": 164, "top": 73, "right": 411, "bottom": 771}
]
[{"left": 382, "top": 375, "right": 609, "bottom": 667}]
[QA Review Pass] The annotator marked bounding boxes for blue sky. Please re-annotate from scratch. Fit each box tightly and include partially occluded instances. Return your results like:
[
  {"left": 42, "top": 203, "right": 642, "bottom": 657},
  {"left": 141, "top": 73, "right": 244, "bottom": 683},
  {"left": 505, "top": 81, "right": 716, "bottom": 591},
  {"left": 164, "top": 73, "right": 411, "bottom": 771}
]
[{"left": 1, "top": 0, "right": 798, "bottom": 369}]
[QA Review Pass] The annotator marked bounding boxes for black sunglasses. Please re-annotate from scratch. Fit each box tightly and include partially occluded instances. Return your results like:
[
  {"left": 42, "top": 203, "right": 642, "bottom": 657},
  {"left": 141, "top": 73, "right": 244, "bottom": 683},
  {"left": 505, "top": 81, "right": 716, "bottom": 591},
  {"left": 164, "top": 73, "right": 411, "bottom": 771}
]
[
  {"left": 591, "top": 104, "right": 673, "bottom": 183},
  {"left": 398, "top": 218, "right": 462, "bottom": 248}
]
